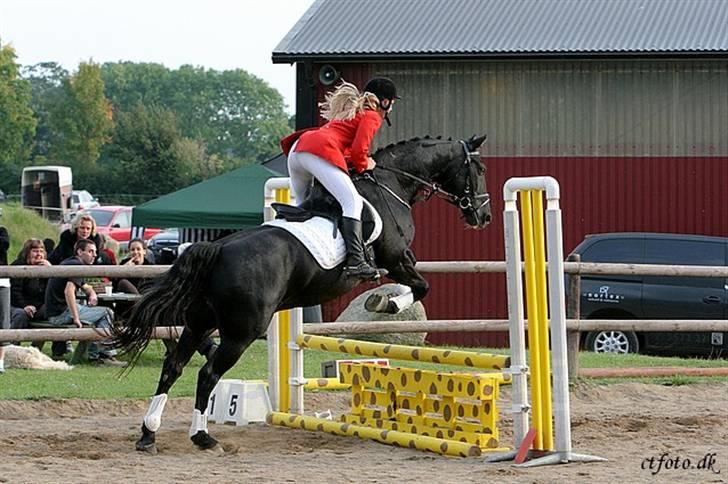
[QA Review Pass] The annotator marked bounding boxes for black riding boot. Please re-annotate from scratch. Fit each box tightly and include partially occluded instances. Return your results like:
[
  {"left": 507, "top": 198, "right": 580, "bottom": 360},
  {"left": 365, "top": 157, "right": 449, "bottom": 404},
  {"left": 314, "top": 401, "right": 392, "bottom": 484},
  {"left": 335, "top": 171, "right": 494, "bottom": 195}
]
[{"left": 340, "top": 217, "right": 379, "bottom": 280}]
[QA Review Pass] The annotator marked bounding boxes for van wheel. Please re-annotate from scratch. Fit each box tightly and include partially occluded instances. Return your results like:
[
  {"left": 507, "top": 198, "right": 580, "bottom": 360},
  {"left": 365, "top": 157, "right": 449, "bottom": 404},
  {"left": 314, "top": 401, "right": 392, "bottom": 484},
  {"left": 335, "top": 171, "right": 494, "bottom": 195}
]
[{"left": 585, "top": 330, "right": 639, "bottom": 354}]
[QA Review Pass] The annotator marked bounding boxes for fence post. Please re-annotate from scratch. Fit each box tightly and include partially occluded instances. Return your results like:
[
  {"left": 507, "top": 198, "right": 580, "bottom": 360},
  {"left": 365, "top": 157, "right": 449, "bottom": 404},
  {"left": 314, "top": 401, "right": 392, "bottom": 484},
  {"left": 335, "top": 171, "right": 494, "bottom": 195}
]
[{"left": 566, "top": 254, "right": 581, "bottom": 380}]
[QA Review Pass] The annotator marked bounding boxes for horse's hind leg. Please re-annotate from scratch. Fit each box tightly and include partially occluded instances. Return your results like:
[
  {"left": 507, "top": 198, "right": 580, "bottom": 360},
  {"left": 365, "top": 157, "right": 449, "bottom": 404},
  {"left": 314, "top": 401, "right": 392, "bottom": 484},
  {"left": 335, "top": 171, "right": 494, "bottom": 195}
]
[
  {"left": 189, "top": 333, "right": 259, "bottom": 450},
  {"left": 137, "top": 327, "right": 209, "bottom": 453}
]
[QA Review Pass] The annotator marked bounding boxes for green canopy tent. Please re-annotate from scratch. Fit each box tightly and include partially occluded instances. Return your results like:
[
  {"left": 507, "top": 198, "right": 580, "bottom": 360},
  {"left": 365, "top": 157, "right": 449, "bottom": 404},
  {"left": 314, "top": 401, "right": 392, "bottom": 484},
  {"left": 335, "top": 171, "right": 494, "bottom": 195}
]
[{"left": 132, "top": 164, "right": 284, "bottom": 239}]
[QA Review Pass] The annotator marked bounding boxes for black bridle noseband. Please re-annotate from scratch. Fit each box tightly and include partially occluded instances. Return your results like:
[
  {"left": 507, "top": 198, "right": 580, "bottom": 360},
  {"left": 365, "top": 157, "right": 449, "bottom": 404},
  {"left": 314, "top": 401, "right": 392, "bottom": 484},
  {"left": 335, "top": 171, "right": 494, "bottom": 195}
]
[{"left": 373, "top": 140, "right": 491, "bottom": 224}]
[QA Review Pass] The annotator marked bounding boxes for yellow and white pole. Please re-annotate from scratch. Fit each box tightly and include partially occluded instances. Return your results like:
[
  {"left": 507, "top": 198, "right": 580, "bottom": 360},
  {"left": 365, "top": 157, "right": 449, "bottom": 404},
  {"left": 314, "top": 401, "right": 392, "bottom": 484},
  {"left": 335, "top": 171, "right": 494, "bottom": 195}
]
[
  {"left": 264, "top": 177, "right": 300, "bottom": 413},
  {"left": 498, "top": 176, "right": 605, "bottom": 467}
]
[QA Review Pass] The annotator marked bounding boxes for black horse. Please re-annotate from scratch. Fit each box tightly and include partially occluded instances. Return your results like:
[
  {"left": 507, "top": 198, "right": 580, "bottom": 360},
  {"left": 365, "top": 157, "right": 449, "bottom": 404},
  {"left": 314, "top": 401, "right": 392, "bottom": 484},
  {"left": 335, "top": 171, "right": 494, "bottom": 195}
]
[{"left": 113, "top": 134, "right": 491, "bottom": 453}]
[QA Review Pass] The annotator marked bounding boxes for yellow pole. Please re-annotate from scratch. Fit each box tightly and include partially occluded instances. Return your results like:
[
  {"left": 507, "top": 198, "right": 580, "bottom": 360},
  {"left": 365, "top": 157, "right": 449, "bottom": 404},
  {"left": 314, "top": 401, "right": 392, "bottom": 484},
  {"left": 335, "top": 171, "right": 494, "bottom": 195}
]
[
  {"left": 531, "top": 190, "right": 554, "bottom": 451},
  {"left": 268, "top": 412, "right": 482, "bottom": 457},
  {"left": 303, "top": 378, "right": 351, "bottom": 391},
  {"left": 275, "top": 188, "right": 291, "bottom": 412},
  {"left": 297, "top": 334, "right": 510, "bottom": 370},
  {"left": 519, "top": 190, "right": 543, "bottom": 450}
]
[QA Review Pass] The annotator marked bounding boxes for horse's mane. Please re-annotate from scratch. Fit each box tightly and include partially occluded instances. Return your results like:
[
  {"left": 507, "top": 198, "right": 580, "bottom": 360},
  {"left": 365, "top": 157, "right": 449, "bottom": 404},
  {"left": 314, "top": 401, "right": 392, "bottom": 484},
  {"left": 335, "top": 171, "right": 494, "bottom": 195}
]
[
  {"left": 372, "top": 135, "right": 457, "bottom": 171},
  {"left": 372, "top": 135, "right": 448, "bottom": 157}
]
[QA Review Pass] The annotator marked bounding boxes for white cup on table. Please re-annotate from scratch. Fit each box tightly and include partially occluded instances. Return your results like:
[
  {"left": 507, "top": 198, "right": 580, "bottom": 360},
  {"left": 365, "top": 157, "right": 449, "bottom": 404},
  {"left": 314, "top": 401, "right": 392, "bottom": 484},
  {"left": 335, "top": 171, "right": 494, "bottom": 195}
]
[{"left": 104, "top": 286, "right": 113, "bottom": 296}]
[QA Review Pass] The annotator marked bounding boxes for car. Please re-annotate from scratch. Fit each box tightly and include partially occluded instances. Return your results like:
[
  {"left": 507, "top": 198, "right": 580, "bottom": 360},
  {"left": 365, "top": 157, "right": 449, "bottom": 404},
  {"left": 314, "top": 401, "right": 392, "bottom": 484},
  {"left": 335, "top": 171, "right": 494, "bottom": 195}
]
[
  {"left": 84, "top": 206, "right": 161, "bottom": 244},
  {"left": 146, "top": 228, "right": 179, "bottom": 262},
  {"left": 569, "top": 232, "right": 727, "bottom": 357},
  {"left": 71, "top": 190, "right": 100, "bottom": 212}
]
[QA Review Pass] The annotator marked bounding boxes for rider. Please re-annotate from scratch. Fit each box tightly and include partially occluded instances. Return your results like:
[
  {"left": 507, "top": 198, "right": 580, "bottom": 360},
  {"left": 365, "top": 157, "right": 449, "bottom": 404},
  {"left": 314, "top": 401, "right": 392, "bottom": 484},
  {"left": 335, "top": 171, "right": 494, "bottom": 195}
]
[{"left": 280, "top": 77, "right": 398, "bottom": 281}]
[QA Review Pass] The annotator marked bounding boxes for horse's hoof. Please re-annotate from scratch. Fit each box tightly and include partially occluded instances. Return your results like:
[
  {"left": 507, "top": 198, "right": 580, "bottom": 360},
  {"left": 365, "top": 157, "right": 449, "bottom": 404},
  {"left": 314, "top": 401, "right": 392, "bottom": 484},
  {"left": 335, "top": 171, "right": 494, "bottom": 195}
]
[
  {"left": 136, "top": 423, "right": 157, "bottom": 453},
  {"left": 191, "top": 430, "right": 219, "bottom": 450},
  {"left": 365, "top": 294, "right": 389, "bottom": 312},
  {"left": 135, "top": 440, "right": 158, "bottom": 454}
]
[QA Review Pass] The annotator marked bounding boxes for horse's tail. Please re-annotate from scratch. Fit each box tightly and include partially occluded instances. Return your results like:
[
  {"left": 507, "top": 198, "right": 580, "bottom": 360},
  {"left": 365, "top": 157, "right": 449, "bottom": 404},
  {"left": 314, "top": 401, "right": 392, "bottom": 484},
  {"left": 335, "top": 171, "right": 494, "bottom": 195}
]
[{"left": 111, "top": 241, "right": 222, "bottom": 366}]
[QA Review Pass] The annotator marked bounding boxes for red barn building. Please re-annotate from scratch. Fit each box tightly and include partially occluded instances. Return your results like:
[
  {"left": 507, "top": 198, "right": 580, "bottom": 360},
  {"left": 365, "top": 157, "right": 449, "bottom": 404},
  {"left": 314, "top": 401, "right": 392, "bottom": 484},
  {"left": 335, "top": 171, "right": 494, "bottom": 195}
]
[{"left": 273, "top": 0, "right": 728, "bottom": 346}]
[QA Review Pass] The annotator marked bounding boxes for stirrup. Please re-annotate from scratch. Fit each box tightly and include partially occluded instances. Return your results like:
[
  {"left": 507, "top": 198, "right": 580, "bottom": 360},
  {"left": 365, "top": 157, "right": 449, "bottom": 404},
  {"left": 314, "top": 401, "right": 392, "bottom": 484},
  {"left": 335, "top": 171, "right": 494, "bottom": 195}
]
[{"left": 344, "top": 263, "right": 380, "bottom": 281}]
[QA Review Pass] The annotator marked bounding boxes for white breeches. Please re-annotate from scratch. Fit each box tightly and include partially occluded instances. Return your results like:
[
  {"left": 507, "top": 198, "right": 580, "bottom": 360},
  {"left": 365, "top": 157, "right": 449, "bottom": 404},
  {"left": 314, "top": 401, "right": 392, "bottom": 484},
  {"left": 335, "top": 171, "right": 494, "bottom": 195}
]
[{"left": 287, "top": 148, "right": 363, "bottom": 220}]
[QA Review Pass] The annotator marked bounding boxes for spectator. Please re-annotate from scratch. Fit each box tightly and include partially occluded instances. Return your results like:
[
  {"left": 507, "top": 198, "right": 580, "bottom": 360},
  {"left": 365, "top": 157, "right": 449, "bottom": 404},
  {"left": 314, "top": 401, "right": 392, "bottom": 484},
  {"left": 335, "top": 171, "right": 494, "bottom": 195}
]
[
  {"left": 115, "top": 238, "right": 153, "bottom": 294},
  {"left": 49, "top": 214, "right": 104, "bottom": 265},
  {"left": 11, "top": 238, "right": 51, "bottom": 328},
  {"left": 10, "top": 238, "right": 68, "bottom": 358},
  {"left": 44, "top": 239, "right": 124, "bottom": 366},
  {"left": 0, "top": 224, "right": 9, "bottom": 373}
]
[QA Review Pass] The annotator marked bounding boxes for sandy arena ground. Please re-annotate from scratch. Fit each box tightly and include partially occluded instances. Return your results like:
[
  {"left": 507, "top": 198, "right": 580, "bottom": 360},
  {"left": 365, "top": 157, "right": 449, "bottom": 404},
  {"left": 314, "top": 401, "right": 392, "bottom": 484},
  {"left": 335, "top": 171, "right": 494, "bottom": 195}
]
[{"left": 0, "top": 381, "right": 726, "bottom": 484}]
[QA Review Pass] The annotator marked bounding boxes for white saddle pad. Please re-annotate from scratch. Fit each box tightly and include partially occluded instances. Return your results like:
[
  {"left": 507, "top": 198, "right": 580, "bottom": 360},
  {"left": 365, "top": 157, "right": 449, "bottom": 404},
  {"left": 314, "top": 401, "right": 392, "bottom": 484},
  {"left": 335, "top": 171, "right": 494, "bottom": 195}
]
[{"left": 263, "top": 201, "right": 383, "bottom": 270}]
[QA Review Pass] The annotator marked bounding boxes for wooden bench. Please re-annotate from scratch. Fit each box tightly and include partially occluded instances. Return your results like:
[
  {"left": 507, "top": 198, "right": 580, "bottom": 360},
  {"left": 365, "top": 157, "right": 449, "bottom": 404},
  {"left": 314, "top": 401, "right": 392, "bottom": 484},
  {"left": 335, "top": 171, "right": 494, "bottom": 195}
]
[{"left": 26, "top": 321, "right": 91, "bottom": 364}]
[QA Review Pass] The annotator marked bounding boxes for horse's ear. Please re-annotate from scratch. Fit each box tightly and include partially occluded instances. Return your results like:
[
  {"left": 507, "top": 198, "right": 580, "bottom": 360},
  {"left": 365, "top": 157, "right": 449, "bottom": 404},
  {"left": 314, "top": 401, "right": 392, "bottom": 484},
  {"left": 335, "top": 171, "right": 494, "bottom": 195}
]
[{"left": 467, "top": 134, "right": 487, "bottom": 150}]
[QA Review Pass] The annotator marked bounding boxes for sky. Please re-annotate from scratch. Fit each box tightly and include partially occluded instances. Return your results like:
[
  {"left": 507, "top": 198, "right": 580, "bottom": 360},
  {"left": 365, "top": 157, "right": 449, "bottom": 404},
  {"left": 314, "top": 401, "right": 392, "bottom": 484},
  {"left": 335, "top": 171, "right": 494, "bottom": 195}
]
[{"left": 0, "top": 0, "right": 316, "bottom": 113}]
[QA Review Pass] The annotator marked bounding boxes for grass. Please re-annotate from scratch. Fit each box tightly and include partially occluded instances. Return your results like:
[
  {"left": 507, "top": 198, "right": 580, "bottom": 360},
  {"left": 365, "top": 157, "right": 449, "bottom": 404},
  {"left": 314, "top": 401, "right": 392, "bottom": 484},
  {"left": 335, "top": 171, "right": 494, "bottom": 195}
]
[
  {"left": 1, "top": 340, "right": 725, "bottom": 401},
  {"left": 579, "top": 351, "right": 728, "bottom": 369},
  {"left": 1, "top": 202, "right": 61, "bottom": 259}
]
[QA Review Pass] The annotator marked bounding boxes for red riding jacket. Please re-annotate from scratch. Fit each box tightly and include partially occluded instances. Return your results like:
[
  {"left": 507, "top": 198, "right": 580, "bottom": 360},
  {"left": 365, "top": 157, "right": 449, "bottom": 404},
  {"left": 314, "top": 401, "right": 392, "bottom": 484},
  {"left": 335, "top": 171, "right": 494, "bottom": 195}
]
[{"left": 280, "top": 110, "right": 382, "bottom": 174}]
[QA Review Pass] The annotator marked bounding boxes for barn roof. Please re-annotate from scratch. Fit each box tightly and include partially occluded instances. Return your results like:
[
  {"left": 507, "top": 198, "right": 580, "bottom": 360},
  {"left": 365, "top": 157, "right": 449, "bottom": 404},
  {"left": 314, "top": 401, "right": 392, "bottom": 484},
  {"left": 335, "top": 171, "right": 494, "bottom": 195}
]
[{"left": 273, "top": 0, "right": 728, "bottom": 62}]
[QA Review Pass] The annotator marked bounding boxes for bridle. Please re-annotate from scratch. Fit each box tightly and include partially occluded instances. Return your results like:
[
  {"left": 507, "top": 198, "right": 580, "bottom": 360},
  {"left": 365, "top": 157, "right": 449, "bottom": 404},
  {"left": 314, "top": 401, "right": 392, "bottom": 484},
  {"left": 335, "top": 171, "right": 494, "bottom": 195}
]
[{"left": 374, "top": 140, "right": 491, "bottom": 223}]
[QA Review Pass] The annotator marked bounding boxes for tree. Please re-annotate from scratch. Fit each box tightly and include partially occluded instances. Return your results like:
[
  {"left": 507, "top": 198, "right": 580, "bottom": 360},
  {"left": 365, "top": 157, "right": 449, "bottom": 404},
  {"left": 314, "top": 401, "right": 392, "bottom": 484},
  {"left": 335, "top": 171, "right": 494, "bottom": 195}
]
[
  {"left": 101, "top": 103, "right": 222, "bottom": 195},
  {"left": 168, "top": 66, "right": 290, "bottom": 162},
  {"left": 0, "top": 42, "right": 36, "bottom": 191},
  {"left": 20, "top": 62, "right": 69, "bottom": 160},
  {"left": 49, "top": 62, "right": 113, "bottom": 172},
  {"left": 101, "top": 62, "right": 289, "bottom": 164}
]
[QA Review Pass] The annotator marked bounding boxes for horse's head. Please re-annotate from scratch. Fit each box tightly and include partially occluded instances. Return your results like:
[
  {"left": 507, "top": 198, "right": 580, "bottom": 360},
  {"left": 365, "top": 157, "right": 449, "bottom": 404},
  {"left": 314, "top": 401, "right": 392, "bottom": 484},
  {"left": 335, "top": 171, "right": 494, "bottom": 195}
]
[
  {"left": 418, "top": 135, "right": 491, "bottom": 229},
  {"left": 372, "top": 134, "right": 491, "bottom": 229},
  {"left": 452, "top": 134, "right": 491, "bottom": 229}
]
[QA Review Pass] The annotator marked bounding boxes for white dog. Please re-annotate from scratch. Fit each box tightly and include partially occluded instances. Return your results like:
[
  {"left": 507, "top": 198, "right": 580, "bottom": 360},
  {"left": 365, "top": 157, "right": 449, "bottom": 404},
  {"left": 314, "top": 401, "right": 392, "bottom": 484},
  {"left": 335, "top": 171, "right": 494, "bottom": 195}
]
[{"left": 4, "top": 345, "right": 73, "bottom": 370}]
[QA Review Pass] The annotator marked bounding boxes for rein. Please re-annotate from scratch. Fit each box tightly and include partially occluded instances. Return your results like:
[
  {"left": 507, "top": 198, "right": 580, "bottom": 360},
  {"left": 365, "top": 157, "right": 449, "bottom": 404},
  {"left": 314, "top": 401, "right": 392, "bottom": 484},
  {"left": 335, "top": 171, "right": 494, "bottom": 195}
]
[{"left": 374, "top": 141, "right": 491, "bottom": 221}]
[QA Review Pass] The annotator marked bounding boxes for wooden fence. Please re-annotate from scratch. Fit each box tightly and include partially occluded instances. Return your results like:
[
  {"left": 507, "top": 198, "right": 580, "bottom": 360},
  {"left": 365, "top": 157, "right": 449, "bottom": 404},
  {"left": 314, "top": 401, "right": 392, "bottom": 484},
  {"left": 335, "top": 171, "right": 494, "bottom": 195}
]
[{"left": 0, "top": 262, "right": 726, "bottom": 377}]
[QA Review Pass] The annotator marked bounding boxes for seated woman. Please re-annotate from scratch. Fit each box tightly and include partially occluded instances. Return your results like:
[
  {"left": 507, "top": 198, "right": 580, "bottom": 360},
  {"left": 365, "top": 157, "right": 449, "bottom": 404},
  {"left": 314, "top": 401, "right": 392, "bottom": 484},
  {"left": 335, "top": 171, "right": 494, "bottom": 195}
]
[
  {"left": 10, "top": 238, "right": 51, "bottom": 329},
  {"left": 9, "top": 238, "right": 70, "bottom": 358},
  {"left": 115, "top": 238, "right": 153, "bottom": 294}
]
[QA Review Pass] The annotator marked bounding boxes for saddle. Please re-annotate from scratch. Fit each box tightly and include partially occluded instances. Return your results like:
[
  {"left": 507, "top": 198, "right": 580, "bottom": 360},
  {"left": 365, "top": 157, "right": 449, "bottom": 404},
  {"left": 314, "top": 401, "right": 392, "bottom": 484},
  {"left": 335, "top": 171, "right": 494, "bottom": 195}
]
[{"left": 271, "top": 202, "right": 379, "bottom": 242}]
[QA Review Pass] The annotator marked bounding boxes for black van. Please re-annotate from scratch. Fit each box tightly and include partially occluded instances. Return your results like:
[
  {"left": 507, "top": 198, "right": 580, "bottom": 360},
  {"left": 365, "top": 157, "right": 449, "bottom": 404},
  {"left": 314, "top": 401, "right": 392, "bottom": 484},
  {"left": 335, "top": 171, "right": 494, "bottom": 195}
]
[{"left": 568, "top": 233, "right": 727, "bottom": 357}]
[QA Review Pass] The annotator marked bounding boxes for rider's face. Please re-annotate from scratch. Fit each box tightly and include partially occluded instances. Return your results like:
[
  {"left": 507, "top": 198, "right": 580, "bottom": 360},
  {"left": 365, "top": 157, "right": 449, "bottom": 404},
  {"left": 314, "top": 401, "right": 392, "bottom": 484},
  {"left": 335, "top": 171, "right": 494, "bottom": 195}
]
[{"left": 379, "top": 98, "right": 394, "bottom": 115}]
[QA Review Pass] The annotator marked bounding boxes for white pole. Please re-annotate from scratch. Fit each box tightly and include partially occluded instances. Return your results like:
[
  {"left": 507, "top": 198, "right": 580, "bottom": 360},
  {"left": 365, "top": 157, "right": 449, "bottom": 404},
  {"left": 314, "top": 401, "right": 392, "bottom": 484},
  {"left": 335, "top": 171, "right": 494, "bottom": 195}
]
[
  {"left": 503, "top": 200, "right": 530, "bottom": 447},
  {"left": 289, "top": 307, "right": 305, "bottom": 415},
  {"left": 546, "top": 201, "right": 571, "bottom": 461}
]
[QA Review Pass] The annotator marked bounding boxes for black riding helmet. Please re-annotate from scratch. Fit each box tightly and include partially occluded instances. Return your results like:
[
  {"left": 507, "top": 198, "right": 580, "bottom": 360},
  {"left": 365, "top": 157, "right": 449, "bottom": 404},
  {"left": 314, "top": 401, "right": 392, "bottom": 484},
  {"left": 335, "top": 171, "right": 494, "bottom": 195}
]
[{"left": 364, "top": 77, "right": 399, "bottom": 126}]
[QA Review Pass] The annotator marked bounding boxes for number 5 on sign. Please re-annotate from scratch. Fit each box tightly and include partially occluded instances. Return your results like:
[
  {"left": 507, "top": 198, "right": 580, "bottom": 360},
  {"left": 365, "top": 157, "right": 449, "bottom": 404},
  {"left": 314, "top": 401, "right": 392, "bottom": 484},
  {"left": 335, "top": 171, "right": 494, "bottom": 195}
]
[
  {"left": 207, "top": 379, "right": 242, "bottom": 424},
  {"left": 207, "top": 380, "right": 272, "bottom": 426}
]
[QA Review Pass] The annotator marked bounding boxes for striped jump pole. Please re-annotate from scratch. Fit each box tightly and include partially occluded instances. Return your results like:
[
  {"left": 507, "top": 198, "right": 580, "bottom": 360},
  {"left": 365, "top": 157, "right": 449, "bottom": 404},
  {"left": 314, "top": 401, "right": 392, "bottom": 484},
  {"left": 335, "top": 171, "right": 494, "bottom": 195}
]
[
  {"left": 264, "top": 178, "right": 305, "bottom": 415},
  {"left": 493, "top": 176, "right": 605, "bottom": 467}
]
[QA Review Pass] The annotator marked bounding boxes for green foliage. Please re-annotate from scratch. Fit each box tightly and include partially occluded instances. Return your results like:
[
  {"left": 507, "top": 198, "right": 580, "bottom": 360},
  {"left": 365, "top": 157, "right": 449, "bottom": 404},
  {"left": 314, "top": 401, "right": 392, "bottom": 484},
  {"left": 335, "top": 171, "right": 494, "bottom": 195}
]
[
  {"left": 102, "top": 62, "right": 290, "bottom": 164},
  {"left": 98, "top": 103, "right": 224, "bottom": 194},
  {"left": 20, "top": 62, "right": 69, "bottom": 160},
  {"left": 48, "top": 62, "right": 113, "bottom": 172},
  {"left": 11, "top": 59, "right": 290, "bottom": 198},
  {"left": 0, "top": 43, "right": 36, "bottom": 192},
  {"left": 0, "top": 202, "right": 61, "bottom": 261}
]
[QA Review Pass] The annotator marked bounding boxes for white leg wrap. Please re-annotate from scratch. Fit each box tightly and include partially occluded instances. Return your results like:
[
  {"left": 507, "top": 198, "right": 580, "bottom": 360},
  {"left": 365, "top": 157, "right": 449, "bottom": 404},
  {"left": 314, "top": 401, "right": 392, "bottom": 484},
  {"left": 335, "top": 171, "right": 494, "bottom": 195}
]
[
  {"left": 189, "top": 409, "right": 208, "bottom": 437},
  {"left": 143, "top": 393, "right": 168, "bottom": 432},
  {"left": 390, "top": 291, "right": 414, "bottom": 313}
]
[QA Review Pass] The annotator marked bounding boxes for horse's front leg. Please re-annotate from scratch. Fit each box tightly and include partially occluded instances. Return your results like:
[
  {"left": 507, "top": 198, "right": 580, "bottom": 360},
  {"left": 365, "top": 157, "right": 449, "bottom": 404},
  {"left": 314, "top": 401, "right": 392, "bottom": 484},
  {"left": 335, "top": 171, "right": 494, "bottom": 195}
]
[{"left": 366, "top": 249, "right": 429, "bottom": 314}]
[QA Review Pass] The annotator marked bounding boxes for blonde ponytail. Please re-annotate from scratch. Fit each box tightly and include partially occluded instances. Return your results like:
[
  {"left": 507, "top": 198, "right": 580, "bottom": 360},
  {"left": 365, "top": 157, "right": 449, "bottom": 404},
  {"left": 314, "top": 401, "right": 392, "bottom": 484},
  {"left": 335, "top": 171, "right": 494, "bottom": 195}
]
[{"left": 319, "top": 80, "right": 380, "bottom": 121}]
